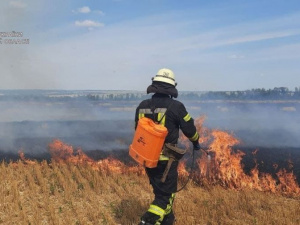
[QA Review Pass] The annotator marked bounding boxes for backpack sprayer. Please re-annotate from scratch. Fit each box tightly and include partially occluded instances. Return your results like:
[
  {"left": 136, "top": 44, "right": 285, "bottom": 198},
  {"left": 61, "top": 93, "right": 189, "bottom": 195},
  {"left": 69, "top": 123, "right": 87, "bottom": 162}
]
[
  {"left": 129, "top": 100, "right": 172, "bottom": 169},
  {"left": 129, "top": 117, "right": 168, "bottom": 168}
]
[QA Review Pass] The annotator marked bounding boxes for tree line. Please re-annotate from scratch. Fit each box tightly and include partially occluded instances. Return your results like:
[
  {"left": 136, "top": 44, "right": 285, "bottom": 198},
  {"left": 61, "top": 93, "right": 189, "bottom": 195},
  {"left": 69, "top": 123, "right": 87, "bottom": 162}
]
[
  {"left": 87, "top": 87, "right": 300, "bottom": 101},
  {"left": 0, "top": 87, "right": 300, "bottom": 101},
  {"left": 189, "top": 87, "right": 300, "bottom": 101}
]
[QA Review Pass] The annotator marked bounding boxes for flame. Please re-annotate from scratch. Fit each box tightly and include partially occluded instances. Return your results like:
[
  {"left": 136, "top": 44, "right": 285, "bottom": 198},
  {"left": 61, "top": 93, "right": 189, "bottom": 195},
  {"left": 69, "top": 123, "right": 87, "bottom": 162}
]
[
  {"left": 18, "top": 150, "right": 36, "bottom": 165},
  {"left": 47, "top": 139, "right": 145, "bottom": 175},
  {"left": 12, "top": 115, "right": 300, "bottom": 197},
  {"left": 178, "top": 160, "right": 189, "bottom": 177},
  {"left": 187, "top": 118, "right": 300, "bottom": 197}
]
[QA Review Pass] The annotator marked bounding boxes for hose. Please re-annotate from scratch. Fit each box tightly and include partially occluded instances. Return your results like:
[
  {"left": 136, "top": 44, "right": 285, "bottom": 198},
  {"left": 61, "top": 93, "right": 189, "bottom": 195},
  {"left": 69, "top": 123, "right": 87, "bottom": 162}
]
[{"left": 146, "top": 148, "right": 196, "bottom": 194}]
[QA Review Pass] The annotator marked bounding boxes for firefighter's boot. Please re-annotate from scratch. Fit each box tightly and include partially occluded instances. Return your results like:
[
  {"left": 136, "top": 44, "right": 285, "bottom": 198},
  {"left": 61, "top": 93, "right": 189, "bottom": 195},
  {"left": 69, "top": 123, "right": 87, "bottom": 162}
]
[{"left": 140, "top": 211, "right": 161, "bottom": 225}]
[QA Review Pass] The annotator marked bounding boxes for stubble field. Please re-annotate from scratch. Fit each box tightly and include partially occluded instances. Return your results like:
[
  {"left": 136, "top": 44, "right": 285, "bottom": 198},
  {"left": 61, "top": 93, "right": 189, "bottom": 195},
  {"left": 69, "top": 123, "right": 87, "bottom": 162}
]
[{"left": 1, "top": 155, "right": 300, "bottom": 225}]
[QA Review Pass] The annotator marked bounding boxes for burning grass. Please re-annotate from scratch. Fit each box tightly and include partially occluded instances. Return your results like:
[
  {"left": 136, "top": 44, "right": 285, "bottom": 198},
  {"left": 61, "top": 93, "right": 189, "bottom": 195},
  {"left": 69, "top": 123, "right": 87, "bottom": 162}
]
[{"left": 1, "top": 116, "right": 300, "bottom": 224}]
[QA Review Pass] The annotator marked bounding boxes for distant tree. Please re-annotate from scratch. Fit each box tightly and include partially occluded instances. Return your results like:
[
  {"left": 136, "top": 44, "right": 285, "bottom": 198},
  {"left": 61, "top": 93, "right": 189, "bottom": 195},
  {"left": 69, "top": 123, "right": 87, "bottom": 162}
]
[{"left": 274, "top": 87, "right": 289, "bottom": 93}]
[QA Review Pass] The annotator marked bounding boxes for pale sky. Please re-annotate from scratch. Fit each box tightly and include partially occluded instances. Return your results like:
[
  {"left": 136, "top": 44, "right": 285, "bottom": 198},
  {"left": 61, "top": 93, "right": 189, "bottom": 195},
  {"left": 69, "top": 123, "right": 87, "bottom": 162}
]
[{"left": 0, "top": 0, "right": 299, "bottom": 91}]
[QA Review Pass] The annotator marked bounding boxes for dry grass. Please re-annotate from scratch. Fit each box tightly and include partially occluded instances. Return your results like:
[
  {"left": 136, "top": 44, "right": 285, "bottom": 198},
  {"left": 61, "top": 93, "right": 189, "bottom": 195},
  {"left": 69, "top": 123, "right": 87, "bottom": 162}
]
[{"left": 0, "top": 160, "right": 299, "bottom": 225}]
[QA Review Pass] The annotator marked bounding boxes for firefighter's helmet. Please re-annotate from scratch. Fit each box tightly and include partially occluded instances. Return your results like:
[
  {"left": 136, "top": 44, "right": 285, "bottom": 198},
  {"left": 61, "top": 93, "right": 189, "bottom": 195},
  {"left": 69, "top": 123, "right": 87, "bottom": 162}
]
[{"left": 152, "top": 68, "right": 177, "bottom": 86}]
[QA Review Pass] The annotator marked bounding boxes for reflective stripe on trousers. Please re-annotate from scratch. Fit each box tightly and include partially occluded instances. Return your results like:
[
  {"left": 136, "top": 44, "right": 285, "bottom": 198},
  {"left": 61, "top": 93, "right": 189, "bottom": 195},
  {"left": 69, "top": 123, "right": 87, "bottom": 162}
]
[{"left": 147, "top": 193, "right": 176, "bottom": 224}]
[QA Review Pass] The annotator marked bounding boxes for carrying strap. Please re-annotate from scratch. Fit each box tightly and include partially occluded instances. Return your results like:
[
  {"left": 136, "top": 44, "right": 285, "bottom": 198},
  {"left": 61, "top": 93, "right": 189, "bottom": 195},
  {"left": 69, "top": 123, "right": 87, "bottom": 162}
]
[{"left": 161, "top": 144, "right": 186, "bottom": 183}]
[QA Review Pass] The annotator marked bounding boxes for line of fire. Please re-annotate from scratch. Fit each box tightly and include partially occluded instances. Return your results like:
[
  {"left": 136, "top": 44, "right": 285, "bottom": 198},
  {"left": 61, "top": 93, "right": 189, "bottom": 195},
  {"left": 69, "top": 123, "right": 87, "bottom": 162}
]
[{"left": 10, "top": 115, "right": 300, "bottom": 198}]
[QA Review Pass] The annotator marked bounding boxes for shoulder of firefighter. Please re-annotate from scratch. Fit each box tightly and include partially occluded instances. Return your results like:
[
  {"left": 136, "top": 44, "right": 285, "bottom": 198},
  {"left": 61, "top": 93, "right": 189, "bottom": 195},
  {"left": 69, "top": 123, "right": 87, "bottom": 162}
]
[{"left": 135, "top": 97, "right": 199, "bottom": 145}]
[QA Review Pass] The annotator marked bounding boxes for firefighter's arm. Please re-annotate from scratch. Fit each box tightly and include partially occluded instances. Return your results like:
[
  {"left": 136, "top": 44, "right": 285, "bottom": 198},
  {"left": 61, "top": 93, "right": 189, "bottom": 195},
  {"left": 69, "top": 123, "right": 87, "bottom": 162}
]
[{"left": 178, "top": 104, "right": 200, "bottom": 148}]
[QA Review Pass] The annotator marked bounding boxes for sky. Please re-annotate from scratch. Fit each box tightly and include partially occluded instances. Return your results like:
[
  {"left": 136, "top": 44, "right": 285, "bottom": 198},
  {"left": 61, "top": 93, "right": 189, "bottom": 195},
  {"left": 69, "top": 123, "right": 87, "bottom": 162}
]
[{"left": 0, "top": 0, "right": 299, "bottom": 91}]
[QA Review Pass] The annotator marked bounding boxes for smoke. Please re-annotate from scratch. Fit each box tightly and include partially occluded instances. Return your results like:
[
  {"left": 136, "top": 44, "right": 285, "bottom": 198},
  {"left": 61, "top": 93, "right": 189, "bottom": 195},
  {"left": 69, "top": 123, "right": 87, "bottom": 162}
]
[
  {"left": 184, "top": 100, "right": 300, "bottom": 147},
  {"left": 0, "top": 95, "right": 135, "bottom": 155},
  {"left": 0, "top": 90, "right": 300, "bottom": 159},
  {"left": 0, "top": 120, "right": 134, "bottom": 155}
]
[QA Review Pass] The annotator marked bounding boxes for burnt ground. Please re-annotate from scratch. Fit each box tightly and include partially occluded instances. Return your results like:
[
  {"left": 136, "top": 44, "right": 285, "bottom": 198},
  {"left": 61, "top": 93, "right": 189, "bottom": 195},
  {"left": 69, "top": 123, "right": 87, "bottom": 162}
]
[{"left": 239, "top": 146, "right": 300, "bottom": 182}]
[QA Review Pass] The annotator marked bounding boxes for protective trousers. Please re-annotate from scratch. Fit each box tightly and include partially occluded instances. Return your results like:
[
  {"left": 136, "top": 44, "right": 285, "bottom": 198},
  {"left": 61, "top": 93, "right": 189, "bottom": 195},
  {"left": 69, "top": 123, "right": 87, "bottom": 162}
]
[{"left": 141, "top": 160, "right": 178, "bottom": 225}]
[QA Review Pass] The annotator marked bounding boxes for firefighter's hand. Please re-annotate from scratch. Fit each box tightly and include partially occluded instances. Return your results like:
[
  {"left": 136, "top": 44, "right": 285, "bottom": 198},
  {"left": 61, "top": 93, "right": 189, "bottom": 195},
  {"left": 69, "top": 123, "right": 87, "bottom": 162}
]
[{"left": 192, "top": 141, "right": 201, "bottom": 151}]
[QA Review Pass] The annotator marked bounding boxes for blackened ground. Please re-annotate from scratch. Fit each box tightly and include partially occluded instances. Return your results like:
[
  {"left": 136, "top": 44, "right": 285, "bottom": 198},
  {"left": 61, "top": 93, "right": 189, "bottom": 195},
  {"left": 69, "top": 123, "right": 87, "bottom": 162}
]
[{"left": 240, "top": 146, "right": 300, "bottom": 182}]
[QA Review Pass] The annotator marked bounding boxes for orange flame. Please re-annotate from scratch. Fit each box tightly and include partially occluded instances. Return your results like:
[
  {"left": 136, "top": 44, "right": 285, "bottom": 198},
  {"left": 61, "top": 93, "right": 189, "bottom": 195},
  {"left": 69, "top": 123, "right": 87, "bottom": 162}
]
[
  {"left": 47, "top": 139, "right": 145, "bottom": 175},
  {"left": 18, "top": 150, "right": 36, "bottom": 165},
  {"left": 186, "top": 117, "right": 300, "bottom": 197},
  {"left": 13, "top": 115, "right": 300, "bottom": 197}
]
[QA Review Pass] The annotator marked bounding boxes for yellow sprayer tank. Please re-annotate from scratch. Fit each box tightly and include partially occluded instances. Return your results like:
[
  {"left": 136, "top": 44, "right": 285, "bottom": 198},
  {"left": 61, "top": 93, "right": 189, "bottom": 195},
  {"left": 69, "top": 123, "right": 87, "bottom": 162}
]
[{"left": 129, "top": 117, "right": 168, "bottom": 168}]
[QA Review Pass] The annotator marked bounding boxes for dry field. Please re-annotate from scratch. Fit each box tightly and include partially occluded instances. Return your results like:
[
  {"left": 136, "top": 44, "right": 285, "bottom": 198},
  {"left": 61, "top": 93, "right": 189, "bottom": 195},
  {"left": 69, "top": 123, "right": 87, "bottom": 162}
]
[
  {"left": 0, "top": 156, "right": 300, "bottom": 225},
  {"left": 1, "top": 116, "right": 300, "bottom": 225}
]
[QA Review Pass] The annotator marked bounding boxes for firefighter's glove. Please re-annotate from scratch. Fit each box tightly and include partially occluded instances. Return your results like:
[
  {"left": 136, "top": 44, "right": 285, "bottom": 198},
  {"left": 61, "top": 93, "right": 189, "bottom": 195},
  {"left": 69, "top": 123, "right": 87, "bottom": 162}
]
[{"left": 192, "top": 141, "right": 201, "bottom": 151}]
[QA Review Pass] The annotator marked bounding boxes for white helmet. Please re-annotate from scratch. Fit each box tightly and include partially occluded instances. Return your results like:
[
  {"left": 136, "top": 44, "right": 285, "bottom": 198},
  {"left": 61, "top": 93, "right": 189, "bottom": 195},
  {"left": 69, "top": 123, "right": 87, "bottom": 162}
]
[{"left": 152, "top": 68, "right": 177, "bottom": 86}]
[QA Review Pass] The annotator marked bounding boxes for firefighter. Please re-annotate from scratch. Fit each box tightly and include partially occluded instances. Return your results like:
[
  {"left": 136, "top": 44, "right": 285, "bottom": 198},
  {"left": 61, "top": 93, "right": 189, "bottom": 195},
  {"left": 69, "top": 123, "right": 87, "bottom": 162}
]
[{"left": 135, "top": 68, "right": 201, "bottom": 225}]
